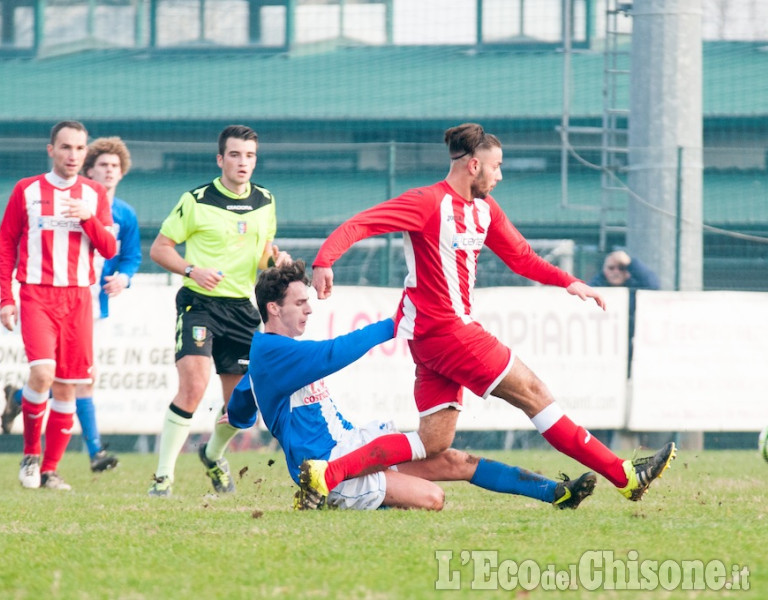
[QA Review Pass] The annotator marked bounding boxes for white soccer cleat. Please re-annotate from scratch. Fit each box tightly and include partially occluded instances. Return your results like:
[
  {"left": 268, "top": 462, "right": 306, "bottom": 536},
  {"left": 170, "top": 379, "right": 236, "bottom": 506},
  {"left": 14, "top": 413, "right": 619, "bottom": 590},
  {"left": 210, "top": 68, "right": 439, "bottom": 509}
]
[{"left": 19, "top": 454, "right": 41, "bottom": 488}]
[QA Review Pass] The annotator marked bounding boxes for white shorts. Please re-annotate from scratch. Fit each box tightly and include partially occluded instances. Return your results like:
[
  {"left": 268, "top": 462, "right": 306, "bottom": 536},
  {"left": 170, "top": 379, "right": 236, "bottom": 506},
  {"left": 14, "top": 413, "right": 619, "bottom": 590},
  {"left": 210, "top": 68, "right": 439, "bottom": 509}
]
[{"left": 326, "top": 420, "right": 398, "bottom": 511}]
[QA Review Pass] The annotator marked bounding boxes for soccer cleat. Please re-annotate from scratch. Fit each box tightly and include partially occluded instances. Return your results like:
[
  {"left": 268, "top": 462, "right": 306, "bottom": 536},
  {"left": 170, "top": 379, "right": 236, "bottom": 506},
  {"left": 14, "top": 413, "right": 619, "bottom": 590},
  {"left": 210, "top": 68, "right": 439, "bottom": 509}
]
[
  {"left": 2, "top": 385, "right": 22, "bottom": 435},
  {"left": 299, "top": 459, "right": 329, "bottom": 495},
  {"left": 552, "top": 471, "right": 597, "bottom": 510},
  {"left": 293, "top": 487, "right": 327, "bottom": 511},
  {"left": 619, "top": 442, "right": 677, "bottom": 501},
  {"left": 198, "top": 443, "right": 236, "bottom": 494},
  {"left": 90, "top": 448, "right": 119, "bottom": 473},
  {"left": 19, "top": 454, "right": 41, "bottom": 488},
  {"left": 41, "top": 471, "right": 72, "bottom": 491},
  {"left": 148, "top": 475, "right": 172, "bottom": 497}
]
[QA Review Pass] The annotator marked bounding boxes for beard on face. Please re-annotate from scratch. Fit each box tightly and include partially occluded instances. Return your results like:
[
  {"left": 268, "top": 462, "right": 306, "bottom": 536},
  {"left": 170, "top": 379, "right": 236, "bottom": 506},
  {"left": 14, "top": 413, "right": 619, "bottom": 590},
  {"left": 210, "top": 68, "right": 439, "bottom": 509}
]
[{"left": 470, "top": 173, "right": 491, "bottom": 199}]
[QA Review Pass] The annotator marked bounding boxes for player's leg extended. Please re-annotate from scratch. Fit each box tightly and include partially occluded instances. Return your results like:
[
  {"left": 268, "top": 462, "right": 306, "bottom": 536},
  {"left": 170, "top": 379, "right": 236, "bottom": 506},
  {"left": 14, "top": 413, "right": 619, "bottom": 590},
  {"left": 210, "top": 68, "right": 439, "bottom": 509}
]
[
  {"left": 300, "top": 430, "right": 426, "bottom": 499},
  {"left": 397, "top": 448, "right": 596, "bottom": 509},
  {"left": 493, "top": 358, "right": 675, "bottom": 501}
]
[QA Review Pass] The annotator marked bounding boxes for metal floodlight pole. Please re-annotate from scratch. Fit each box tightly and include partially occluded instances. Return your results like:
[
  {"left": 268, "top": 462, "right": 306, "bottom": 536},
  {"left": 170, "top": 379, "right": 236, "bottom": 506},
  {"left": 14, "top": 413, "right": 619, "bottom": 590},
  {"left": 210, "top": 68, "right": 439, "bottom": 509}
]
[{"left": 627, "top": 0, "right": 703, "bottom": 291}]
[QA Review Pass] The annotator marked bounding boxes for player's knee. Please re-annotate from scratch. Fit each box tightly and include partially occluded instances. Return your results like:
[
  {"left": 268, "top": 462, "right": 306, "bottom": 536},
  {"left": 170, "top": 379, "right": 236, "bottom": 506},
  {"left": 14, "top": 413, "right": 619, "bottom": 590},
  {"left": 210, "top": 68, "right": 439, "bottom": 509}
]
[
  {"left": 420, "top": 430, "right": 453, "bottom": 457},
  {"left": 424, "top": 486, "right": 445, "bottom": 511}
]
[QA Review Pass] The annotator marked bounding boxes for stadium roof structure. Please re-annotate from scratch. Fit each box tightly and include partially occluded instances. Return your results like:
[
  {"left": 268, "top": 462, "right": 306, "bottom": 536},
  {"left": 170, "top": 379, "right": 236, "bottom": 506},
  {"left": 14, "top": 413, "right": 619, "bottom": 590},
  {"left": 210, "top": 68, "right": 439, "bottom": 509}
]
[{"left": 0, "top": 41, "right": 766, "bottom": 134}]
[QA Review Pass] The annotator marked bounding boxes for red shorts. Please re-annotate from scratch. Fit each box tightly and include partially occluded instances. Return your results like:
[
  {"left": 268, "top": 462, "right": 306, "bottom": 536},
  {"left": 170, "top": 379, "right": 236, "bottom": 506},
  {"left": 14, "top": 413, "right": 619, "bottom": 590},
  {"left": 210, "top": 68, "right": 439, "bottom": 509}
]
[
  {"left": 19, "top": 284, "right": 94, "bottom": 383},
  {"left": 407, "top": 321, "right": 514, "bottom": 416}
]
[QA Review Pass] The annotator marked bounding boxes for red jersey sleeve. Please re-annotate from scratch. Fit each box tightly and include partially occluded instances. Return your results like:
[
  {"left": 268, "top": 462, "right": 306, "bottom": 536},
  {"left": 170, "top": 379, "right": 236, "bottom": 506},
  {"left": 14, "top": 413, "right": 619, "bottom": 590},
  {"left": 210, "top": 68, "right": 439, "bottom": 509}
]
[
  {"left": 313, "top": 189, "right": 434, "bottom": 268},
  {"left": 0, "top": 183, "right": 24, "bottom": 307},
  {"left": 484, "top": 199, "right": 579, "bottom": 288},
  {"left": 82, "top": 184, "right": 117, "bottom": 260}
]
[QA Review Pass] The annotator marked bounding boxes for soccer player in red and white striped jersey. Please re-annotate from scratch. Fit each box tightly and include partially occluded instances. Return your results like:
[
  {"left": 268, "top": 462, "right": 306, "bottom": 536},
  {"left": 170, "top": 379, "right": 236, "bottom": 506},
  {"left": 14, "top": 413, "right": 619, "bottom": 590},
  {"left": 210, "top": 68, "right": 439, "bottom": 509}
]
[
  {"left": 307, "top": 123, "right": 675, "bottom": 504},
  {"left": 0, "top": 121, "right": 117, "bottom": 491}
]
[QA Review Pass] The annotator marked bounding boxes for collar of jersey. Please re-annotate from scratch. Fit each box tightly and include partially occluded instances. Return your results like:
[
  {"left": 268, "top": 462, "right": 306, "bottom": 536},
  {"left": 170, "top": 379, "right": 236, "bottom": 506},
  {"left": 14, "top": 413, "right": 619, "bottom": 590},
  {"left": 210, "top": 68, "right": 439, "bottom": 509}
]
[
  {"left": 212, "top": 177, "right": 252, "bottom": 199},
  {"left": 46, "top": 170, "right": 78, "bottom": 189}
]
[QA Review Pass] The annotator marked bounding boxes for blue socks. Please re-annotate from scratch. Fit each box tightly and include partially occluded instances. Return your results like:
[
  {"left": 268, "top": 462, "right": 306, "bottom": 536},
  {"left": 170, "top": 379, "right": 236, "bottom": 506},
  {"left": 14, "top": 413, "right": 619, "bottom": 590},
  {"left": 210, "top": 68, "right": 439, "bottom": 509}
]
[
  {"left": 469, "top": 458, "right": 557, "bottom": 503},
  {"left": 76, "top": 397, "right": 101, "bottom": 458},
  {"left": 12, "top": 388, "right": 22, "bottom": 406}
]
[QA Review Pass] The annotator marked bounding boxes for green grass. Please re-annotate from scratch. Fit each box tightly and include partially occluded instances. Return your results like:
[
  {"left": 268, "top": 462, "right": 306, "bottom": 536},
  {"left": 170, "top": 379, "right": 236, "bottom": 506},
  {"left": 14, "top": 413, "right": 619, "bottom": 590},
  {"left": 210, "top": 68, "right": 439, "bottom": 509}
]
[{"left": 1, "top": 449, "right": 766, "bottom": 599}]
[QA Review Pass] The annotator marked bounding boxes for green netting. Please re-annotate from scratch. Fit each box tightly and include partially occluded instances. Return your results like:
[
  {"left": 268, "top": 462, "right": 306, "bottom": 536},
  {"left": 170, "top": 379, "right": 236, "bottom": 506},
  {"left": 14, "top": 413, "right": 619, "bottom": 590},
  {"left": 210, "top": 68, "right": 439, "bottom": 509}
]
[{"left": 0, "top": 1, "right": 766, "bottom": 290}]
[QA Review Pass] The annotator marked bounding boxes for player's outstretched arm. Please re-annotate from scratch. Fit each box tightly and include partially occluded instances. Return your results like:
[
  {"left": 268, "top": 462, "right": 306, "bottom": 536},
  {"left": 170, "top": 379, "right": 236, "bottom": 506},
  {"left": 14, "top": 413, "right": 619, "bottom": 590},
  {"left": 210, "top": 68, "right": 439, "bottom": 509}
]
[
  {"left": 311, "top": 266, "right": 334, "bottom": 299},
  {"left": 566, "top": 281, "right": 606, "bottom": 311}
]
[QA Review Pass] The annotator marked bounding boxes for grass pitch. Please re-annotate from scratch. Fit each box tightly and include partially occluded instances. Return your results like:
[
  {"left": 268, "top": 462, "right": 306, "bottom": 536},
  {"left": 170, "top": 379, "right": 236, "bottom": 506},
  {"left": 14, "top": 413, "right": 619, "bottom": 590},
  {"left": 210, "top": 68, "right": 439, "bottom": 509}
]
[{"left": 1, "top": 448, "right": 765, "bottom": 599}]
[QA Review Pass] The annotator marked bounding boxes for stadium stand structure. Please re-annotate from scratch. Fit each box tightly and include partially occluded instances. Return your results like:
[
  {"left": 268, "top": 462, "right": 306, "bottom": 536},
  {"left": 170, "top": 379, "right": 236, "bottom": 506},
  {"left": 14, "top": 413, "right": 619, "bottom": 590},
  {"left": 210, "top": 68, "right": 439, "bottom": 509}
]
[{"left": 0, "top": 42, "right": 766, "bottom": 288}]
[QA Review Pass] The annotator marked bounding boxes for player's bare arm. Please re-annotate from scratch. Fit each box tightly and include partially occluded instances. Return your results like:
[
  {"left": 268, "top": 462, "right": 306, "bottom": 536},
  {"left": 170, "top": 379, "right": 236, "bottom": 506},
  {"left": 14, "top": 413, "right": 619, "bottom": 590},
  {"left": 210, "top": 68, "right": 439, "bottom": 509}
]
[
  {"left": 311, "top": 266, "right": 334, "bottom": 299},
  {"left": 566, "top": 281, "right": 606, "bottom": 311},
  {"left": 150, "top": 232, "right": 223, "bottom": 291}
]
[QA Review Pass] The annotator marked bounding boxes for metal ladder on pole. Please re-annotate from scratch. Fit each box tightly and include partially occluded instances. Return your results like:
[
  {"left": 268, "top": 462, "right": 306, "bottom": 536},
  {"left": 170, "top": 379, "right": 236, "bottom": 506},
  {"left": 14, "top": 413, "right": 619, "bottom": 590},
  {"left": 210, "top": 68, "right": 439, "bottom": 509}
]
[{"left": 598, "top": 0, "right": 633, "bottom": 251}]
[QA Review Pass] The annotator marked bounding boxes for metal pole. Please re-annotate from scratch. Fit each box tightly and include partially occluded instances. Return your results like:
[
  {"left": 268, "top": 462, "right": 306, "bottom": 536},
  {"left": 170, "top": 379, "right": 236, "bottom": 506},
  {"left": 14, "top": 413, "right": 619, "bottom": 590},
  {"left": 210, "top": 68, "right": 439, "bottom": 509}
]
[
  {"left": 198, "top": 0, "right": 205, "bottom": 42},
  {"left": 627, "top": 0, "right": 703, "bottom": 291},
  {"left": 675, "top": 146, "right": 683, "bottom": 290},
  {"left": 35, "top": 0, "right": 46, "bottom": 55},
  {"left": 560, "top": 0, "right": 571, "bottom": 209},
  {"left": 248, "top": 0, "right": 261, "bottom": 45},
  {"left": 383, "top": 141, "right": 397, "bottom": 286},
  {"left": 135, "top": 0, "right": 145, "bottom": 47},
  {"left": 87, "top": 0, "right": 96, "bottom": 38},
  {"left": 149, "top": 0, "right": 157, "bottom": 48},
  {"left": 385, "top": 0, "right": 393, "bottom": 45},
  {"left": 476, "top": 0, "right": 483, "bottom": 46}
]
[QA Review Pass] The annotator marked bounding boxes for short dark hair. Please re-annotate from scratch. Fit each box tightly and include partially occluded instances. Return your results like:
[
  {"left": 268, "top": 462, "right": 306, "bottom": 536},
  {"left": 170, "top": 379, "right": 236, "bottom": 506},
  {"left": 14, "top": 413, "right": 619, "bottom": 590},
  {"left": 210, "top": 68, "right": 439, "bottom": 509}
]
[
  {"left": 255, "top": 260, "right": 308, "bottom": 323},
  {"left": 444, "top": 123, "right": 501, "bottom": 160},
  {"left": 218, "top": 124, "right": 258, "bottom": 156},
  {"left": 50, "top": 120, "right": 88, "bottom": 145}
]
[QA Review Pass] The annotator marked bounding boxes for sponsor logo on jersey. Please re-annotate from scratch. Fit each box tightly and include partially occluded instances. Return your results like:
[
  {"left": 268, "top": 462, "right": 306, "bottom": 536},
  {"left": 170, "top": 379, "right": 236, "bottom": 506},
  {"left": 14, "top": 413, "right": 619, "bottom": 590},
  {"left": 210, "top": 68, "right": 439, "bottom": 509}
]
[
  {"left": 301, "top": 381, "right": 330, "bottom": 405},
  {"left": 227, "top": 204, "right": 254, "bottom": 211},
  {"left": 451, "top": 232, "right": 485, "bottom": 250},
  {"left": 192, "top": 326, "right": 207, "bottom": 347},
  {"left": 37, "top": 216, "right": 84, "bottom": 232}
]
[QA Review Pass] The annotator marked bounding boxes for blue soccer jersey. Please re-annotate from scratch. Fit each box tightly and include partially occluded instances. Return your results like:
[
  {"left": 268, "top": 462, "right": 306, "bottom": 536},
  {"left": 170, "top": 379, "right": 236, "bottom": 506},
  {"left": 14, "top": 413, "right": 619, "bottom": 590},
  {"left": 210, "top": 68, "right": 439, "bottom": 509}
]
[
  {"left": 99, "top": 197, "right": 142, "bottom": 318},
  {"left": 227, "top": 318, "right": 394, "bottom": 483}
]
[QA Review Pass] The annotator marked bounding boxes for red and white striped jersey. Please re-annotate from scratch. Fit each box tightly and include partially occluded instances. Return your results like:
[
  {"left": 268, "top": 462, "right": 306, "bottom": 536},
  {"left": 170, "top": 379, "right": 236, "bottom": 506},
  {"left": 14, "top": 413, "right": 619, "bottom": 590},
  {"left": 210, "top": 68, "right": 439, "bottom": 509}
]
[
  {"left": 0, "top": 172, "right": 117, "bottom": 307},
  {"left": 313, "top": 180, "right": 578, "bottom": 338}
]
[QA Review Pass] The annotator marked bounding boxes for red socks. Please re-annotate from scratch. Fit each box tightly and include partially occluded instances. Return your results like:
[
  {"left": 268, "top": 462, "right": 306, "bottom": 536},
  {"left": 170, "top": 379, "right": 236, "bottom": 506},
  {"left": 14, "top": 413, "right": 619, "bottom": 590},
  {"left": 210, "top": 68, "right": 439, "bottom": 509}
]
[
  {"left": 539, "top": 412, "right": 628, "bottom": 487},
  {"left": 22, "top": 398, "right": 47, "bottom": 456},
  {"left": 324, "top": 433, "right": 414, "bottom": 491},
  {"left": 41, "top": 407, "right": 75, "bottom": 473}
]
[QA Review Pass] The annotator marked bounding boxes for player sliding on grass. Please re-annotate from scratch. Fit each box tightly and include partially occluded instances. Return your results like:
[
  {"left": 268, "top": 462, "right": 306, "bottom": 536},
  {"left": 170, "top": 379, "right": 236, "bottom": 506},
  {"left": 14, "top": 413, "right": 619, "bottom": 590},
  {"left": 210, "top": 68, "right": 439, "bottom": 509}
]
[
  {"left": 201, "top": 260, "right": 597, "bottom": 510},
  {"left": 304, "top": 122, "right": 675, "bottom": 507}
]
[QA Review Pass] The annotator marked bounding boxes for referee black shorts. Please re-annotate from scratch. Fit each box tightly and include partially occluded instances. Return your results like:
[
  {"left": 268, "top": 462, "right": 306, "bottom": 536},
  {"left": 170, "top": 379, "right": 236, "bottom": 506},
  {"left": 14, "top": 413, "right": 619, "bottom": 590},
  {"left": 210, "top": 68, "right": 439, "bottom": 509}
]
[{"left": 174, "top": 286, "right": 261, "bottom": 375}]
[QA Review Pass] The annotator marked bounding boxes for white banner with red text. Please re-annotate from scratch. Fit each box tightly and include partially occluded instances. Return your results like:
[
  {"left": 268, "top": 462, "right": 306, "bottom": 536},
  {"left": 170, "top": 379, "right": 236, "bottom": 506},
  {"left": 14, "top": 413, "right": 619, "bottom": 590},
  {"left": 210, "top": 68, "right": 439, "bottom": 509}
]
[{"left": 0, "top": 276, "right": 629, "bottom": 433}]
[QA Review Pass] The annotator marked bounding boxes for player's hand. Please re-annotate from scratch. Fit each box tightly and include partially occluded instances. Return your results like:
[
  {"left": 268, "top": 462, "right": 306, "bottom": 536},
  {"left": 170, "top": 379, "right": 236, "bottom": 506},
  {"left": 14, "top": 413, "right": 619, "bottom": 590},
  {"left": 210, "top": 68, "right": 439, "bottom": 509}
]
[
  {"left": 312, "top": 266, "right": 334, "bottom": 299},
  {"left": 61, "top": 197, "right": 92, "bottom": 221},
  {"left": 103, "top": 274, "right": 129, "bottom": 297},
  {"left": 0, "top": 304, "right": 18, "bottom": 331},
  {"left": 566, "top": 281, "right": 606, "bottom": 311},
  {"left": 191, "top": 267, "right": 224, "bottom": 291},
  {"left": 271, "top": 244, "right": 292, "bottom": 267}
]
